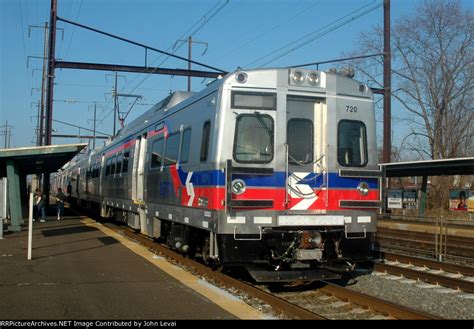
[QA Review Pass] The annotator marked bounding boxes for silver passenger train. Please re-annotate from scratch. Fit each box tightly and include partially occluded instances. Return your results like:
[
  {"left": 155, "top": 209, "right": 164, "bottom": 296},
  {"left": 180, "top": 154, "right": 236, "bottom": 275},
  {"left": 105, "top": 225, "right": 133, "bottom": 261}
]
[{"left": 54, "top": 68, "right": 381, "bottom": 282}]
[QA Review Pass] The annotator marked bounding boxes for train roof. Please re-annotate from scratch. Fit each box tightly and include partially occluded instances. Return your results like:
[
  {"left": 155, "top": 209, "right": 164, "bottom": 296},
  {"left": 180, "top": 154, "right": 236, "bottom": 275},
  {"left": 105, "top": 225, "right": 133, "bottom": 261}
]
[
  {"left": 86, "top": 67, "right": 370, "bottom": 157},
  {"left": 114, "top": 91, "right": 197, "bottom": 141}
]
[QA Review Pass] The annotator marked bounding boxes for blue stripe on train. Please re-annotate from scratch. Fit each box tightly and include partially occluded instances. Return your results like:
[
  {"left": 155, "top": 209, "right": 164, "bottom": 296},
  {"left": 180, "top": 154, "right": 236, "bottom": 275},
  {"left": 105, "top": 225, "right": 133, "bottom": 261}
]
[{"left": 176, "top": 169, "right": 378, "bottom": 189}]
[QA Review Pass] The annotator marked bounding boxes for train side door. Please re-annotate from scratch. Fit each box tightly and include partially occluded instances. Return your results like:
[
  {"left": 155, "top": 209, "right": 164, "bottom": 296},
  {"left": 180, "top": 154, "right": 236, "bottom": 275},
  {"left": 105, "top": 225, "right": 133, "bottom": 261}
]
[
  {"left": 132, "top": 133, "right": 147, "bottom": 203},
  {"left": 286, "top": 96, "right": 325, "bottom": 210},
  {"left": 99, "top": 155, "right": 105, "bottom": 196},
  {"left": 76, "top": 166, "right": 81, "bottom": 206}
]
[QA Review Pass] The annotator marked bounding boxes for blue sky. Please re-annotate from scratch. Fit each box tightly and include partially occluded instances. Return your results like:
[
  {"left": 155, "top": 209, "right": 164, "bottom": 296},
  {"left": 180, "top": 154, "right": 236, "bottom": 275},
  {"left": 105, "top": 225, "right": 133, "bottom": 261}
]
[{"left": 1, "top": 0, "right": 471, "bottom": 150}]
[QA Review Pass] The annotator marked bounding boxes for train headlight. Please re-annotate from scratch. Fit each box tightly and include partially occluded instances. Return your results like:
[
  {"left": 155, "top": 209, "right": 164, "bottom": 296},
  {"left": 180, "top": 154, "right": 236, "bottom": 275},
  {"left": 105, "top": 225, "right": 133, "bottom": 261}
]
[
  {"left": 291, "top": 70, "right": 305, "bottom": 85},
  {"left": 357, "top": 182, "right": 370, "bottom": 196},
  {"left": 231, "top": 179, "right": 246, "bottom": 195},
  {"left": 359, "top": 84, "right": 368, "bottom": 93},
  {"left": 235, "top": 71, "right": 248, "bottom": 84},
  {"left": 307, "top": 72, "right": 320, "bottom": 86}
]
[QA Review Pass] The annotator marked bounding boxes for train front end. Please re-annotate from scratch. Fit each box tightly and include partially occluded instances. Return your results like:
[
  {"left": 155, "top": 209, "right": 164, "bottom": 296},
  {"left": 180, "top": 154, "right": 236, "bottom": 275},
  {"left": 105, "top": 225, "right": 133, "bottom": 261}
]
[{"left": 214, "top": 68, "right": 381, "bottom": 282}]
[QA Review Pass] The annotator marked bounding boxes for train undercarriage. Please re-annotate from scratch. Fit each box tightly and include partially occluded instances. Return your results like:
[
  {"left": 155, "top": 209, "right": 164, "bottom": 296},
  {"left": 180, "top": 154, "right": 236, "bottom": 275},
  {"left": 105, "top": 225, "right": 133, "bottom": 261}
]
[{"left": 71, "top": 199, "right": 374, "bottom": 283}]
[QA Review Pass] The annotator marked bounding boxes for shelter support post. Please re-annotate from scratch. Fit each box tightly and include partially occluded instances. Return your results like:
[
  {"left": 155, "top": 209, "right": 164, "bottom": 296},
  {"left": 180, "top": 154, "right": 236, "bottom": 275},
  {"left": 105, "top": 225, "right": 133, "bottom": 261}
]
[
  {"left": 380, "top": 165, "right": 387, "bottom": 215},
  {"left": 6, "top": 160, "right": 22, "bottom": 231},
  {"left": 42, "top": 172, "right": 51, "bottom": 208},
  {"left": 419, "top": 175, "right": 428, "bottom": 218},
  {"left": 19, "top": 174, "right": 27, "bottom": 218},
  {"left": 0, "top": 177, "right": 6, "bottom": 239}
]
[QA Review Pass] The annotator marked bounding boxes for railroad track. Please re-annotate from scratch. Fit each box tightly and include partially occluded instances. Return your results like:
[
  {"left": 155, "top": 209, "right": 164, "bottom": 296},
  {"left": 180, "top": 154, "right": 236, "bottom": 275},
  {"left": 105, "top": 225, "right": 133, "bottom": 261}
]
[
  {"left": 270, "top": 281, "right": 441, "bottom": 319},
  {"left": 99, "top": 220, "right": 440, "bottom": 320},
  {"left": 376, "top": 226, "right": 474, "bottom": 259},
  {"left": 375, "top": 252, "right": 474, "bottom": 293}
]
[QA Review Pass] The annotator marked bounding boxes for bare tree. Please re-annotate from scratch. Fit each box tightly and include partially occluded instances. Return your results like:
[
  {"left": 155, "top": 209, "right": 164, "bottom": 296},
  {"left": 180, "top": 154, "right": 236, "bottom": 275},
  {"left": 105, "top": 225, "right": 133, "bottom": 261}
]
[{"left": 349, "top": 0, "right": 473, "bottom": 160}]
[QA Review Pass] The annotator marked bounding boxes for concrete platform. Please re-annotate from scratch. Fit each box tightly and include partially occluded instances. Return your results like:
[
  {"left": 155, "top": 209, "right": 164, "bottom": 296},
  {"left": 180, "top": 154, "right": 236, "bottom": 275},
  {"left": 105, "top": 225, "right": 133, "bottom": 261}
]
[{"left": 0, "top": 214, "right": 266, "bottom": 319}]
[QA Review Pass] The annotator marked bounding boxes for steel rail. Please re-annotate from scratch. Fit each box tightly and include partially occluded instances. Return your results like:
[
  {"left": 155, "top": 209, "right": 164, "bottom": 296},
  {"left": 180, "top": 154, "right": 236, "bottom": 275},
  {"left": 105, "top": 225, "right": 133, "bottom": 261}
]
[
  {"left": 98, "top": 221, "right": 441, "bottom": 319},
  {"left": 373, "top": 262, "right": 474, "bottom": 293},
  {"left": 376, "top": 235, "right": 474, "bottom": 258},
  {"left": 319, "top": 282, "right": 441, "bottom": 320},
  {"left": 382, "top": 251, "right": 474, "bottom": 277}
]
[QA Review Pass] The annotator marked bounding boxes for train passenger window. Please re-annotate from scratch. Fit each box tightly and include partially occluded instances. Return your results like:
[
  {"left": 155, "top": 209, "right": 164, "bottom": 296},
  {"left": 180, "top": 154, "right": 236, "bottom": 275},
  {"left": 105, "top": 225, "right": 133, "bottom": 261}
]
[
  {"left": 110, "top": 156, "right": 117, "bottom": 175},
  {"left": 164, "top": 132, "right": 180, "bottom": 167},
  {"left": 151, "top": 138, "right": 164, "bottom": 168},
  {"left": 180, "top": 128, "right": 191, "bottom": 164},
  {"left": 233, "top": 114, "right": 274, "bottom": 163},
  {"left": 105, "top": 158, "right": 111, "bottom": 176},
  {"left": 155, "top": 122, "right": 164, "bottom": 132},
  {"left": 287, "top": 119, "right": 313, "bottom": 164},
  {"left": 116, "top": 154, "right": 123, "bottom": 174},
  {"left": 231, "top": 92, "right": 276, "bottom": 111},
  {"left": 337, "top": 120, "right": 367, "bottom": 167},
  {"left": 122, "top": 152, "right": 130, "bottom": 173},
  {"left": 200, "top": 121, "right": 211, "bottom": 162}
]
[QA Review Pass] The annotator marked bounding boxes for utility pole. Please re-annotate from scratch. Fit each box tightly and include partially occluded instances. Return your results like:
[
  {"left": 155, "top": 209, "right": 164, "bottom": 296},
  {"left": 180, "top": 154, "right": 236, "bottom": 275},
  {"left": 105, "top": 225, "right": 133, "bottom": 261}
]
[
  {"left": 43, "top": 0, "right": 57, "bottom": 208},
  {"left": 88, "top": 103, "right": 99, "bottom": 149},
  {"left": 45, "top": 0, "right": 57, "bottom": 146},
  {"left": 187, "top": 36, "right": 192, "bottom": 91},
  {"left": 28, "top": 22, "right": 52, "bottom": 145},
  {"left": 40, "top": 22, "right": 49, "bottom": 146},
  {"left": 0, "top": 121, "right": 13, "bottom": 149},
  {"left": 106, "top": 72, "right": 125, "bottom": 136},
  {"left": 383, "top": 0, "right": 391, "bottom": 164},
  {"left": 92, "top": 103, "right": 96, "bottom": 149},
  {"left": 36, "top": 101, "right": 41, "bottom": 145},
  {"left": 113, "top": 72, "right": 118, "bottom": 135}
]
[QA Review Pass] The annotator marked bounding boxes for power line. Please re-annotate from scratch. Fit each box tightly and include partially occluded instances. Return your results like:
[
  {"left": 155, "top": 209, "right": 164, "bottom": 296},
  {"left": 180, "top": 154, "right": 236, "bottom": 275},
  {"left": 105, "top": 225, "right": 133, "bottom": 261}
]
[
  {"left": 57, "top": 16, "right": 225, "bottom": 73},
  {"left": 217, "top": 0, "right": 322, "bottom": 63},
  {"left": 18, "top": 2, "right": 30, "bottom": 86},
  {"left": 115, "top": 0, "right": 229, "bottom": 110},
  {"left": 246, "top": 0, "right": 382, "bottom": 68},
  {"left": 57, "top": 0, "right": 73, "bottom": 57},
  {"left": 95, "top": 0, "right": 230, "bottom": 129},
  {"left": 52, "top": 118, "right": 111, "bottom": 136},
  {"left": 57, "top": 82, "right": 169, "bottom": 91},
  {"left": 290, "top": 53, "right": 384, "bottom": 69},
  {"left": 64, "top": 0, "right": 83, "bottom": 60},
  {"left": 55, "top": 0, "right": 84, "bottom": 83}
]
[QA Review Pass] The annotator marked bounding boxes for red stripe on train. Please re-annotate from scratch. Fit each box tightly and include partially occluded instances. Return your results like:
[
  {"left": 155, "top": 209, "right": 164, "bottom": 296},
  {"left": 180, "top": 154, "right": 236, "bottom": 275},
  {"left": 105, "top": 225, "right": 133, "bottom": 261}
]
[{"left": 176, "top": 187, "right": 378, "bottom": 211}]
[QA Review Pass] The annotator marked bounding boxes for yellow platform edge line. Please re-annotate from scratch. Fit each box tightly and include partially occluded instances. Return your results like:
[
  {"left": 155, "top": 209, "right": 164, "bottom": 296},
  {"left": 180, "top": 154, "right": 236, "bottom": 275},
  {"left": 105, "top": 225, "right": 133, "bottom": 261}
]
[{"left": 81, "top": 218, "right": 268, "bottom": 320}]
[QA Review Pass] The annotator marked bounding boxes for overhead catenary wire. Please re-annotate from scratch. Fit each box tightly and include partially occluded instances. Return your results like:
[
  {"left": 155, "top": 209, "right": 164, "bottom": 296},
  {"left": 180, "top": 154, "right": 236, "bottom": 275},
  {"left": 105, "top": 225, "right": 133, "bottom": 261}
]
[
  {"left": 216, "top": 0, "right": 322, "bottom": 64},
  {"left": 18, "top": 1, "right": 30, "bottom": 86},
  {"left": 245, "top": 0, "right": 382, "bottom": 68},
  {"left": 63, "top": 0, "right": 84, "bottom": 62},
  {"left": 54, "top": 0, "right": 80, "bottom": 84},
  {"left": 97, "top": 0, "right": 230, "bottom": 126},
  {"left": 116, "top": 0, "right": 230, "bottom": 102},
  {"left": 53, "top": 118, "right": 111, "bottom": 136}
]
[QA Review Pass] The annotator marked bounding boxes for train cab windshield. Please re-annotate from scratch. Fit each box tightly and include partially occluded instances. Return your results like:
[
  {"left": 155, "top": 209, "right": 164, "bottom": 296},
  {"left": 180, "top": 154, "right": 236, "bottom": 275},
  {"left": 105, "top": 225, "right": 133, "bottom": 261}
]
[
  {"left": 233, "top": 113, "right": 274, "bottom": 163},
  {"left": 231, "top": 91, "right": 275, "bottom": 164},
  {"left": 337, "top": 119, "right": 368, "bottom": 167}
]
